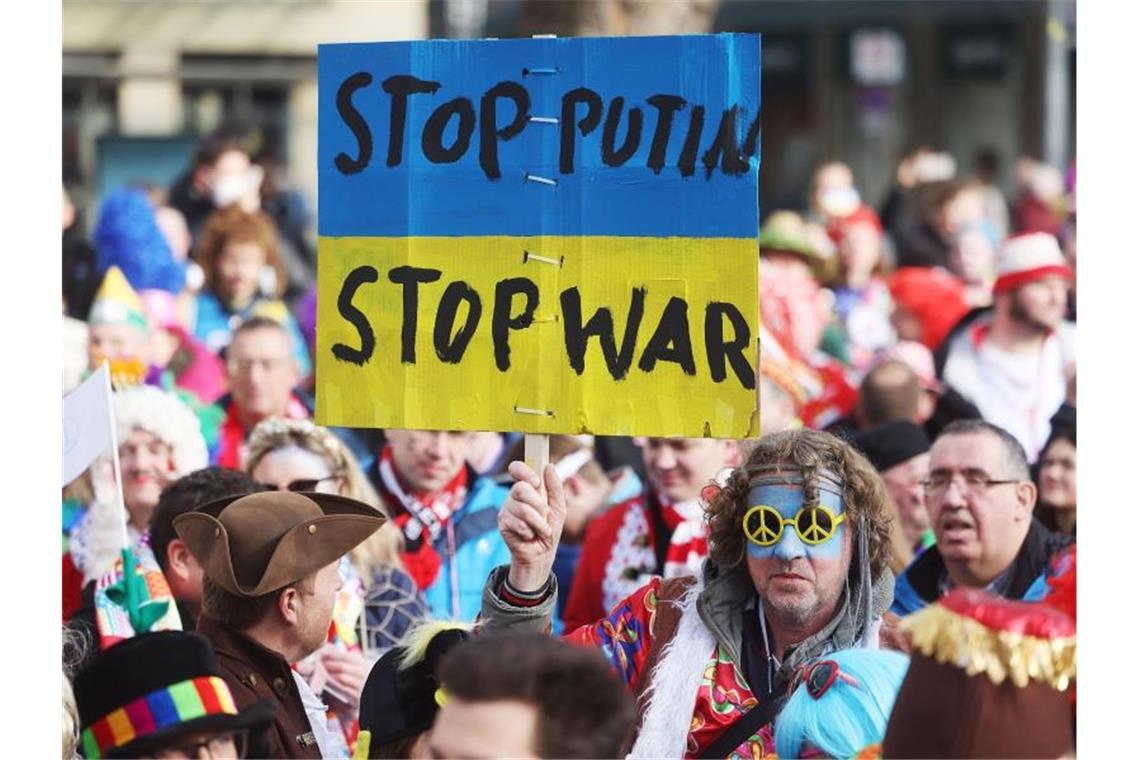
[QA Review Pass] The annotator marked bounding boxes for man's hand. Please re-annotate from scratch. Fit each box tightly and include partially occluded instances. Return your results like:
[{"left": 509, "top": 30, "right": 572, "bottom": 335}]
[
  {"left": 318, "top": 646, "right": 370, "bottom": 711},
  {"left": 878, "top": 611, "right": 912, "bottom": 654},
  {"left": 499, "top": 461, "right": 566, "bottom": 593}
]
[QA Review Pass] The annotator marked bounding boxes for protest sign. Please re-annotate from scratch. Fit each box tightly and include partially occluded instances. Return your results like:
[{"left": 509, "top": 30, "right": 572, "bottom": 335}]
[{"left": 316, "top": 34, "right": 760, "bottom": 437}]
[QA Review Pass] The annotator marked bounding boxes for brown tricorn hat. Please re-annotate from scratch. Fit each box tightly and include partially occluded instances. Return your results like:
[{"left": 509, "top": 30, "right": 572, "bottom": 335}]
[{"left": 173, "top": 491, "right": 385, "bottom": 597}]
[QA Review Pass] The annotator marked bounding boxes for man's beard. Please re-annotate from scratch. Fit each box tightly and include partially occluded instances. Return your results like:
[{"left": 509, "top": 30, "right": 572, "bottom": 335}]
[
  {"left": 766, "top": 593, "right": 819, "bottom": 630},
  {"left": 1008, "top": 296, "right": 1054, "bottom": 334}
]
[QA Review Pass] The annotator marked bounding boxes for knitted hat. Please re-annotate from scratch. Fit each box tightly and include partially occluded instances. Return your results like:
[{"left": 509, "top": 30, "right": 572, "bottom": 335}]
[
  {"left": 854, "top": 420, "right": 930, "bottom": 472},
  {"left": 93, "top": 187, "right": 186, "bottom": 294},
  {"left": 73, "top": 631, "right": 274, "bottom": 759},
  {"left": 356, "top": 622, "right": 473, "bottom": 757},
  {"left": 882, "top": 588, "right": 1075, "bottom": 758},
  {"left": 88, "top": 267, "right": 149, "bottom": 331},
  {"left": 993, "top": 232, "right": 1074, "bottom": 295}
]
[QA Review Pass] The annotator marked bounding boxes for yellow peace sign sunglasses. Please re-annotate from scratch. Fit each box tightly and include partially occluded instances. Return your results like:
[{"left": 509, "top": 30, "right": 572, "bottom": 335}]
[{"left": 742, "top": 504, "right": 846, "bottom": 547}]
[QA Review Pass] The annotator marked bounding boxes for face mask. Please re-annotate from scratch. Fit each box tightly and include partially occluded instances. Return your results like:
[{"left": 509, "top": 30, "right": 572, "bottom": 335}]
[
  {"left": 212, "top": 165, "right": 263, "bottom": 208},
  {"left": 258, "top": 266, "right": 278, "bottom": 298},
  {"left": 820, "top": 186, "right": 860, "bottom": 218}
]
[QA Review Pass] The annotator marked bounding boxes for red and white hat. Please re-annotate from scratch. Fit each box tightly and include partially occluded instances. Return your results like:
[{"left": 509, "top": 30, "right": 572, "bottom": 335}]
[{"left": 993, "top": 232, "right": 1074, "bottom": 295}]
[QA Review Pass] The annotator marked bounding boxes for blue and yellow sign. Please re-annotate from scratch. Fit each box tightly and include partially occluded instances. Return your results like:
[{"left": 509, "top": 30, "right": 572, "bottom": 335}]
[{"left": 316, "top": 34, "right": 760, "bottom": 437}]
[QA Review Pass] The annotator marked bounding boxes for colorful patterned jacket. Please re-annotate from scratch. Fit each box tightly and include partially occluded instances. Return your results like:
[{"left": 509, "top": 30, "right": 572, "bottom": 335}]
[
  {"left": 562, "top": 488, "right": 699, "bottom": 632},
  {"left": 480, "top": 557, "right": 895, "bottom": 759}
]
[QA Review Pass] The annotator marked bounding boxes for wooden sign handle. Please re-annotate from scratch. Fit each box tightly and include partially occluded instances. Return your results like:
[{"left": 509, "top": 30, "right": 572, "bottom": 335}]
[
  {"left": 525, "top": 433, "right": 550, "bottom": 496},
  {"left": 523, "top": 33, "right": 554, "bottom": 501}
]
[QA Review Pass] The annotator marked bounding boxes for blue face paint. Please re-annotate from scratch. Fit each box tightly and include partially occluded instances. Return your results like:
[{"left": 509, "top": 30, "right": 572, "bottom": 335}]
[{"left": 743, "top": 482, "right": 846, "bottom": 561}]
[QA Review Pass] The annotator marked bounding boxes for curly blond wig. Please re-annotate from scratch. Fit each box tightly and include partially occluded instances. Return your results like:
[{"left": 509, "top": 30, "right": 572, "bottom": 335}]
[
  {"left": 706, "top": 429, "right": 894, "bottom": 581},
  {"left": 245, "top": 418, "right": 405, "bottom": 583}
]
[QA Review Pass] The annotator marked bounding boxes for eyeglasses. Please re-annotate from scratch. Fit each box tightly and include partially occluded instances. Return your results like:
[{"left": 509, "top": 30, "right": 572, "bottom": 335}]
[
  {"left": 226, "top": 356, "right": 293, "bottom": 375},
  {"left": 257, "top": 475, "right": 340, "bottom": 493},
  {"left": 154, "top": 728, "right": 248, "bottom": 758},
  {"left": 921, "top": 469, "right": 1021, "bottom": 496},
  {"left": 742, "top": 504, "right": 845, "bottom": 547},
  {"left": 787, "top": 660, "right": 860, "bottom": 700}
]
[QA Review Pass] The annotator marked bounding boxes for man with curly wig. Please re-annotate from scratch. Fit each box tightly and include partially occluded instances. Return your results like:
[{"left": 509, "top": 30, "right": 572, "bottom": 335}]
[{"left": 477, "top": 429, "right": 896, "bottom": 758}]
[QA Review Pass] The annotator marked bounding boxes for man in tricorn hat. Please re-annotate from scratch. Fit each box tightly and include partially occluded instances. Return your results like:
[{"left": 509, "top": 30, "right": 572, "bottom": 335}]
[{"left": 174, "top": 490, "right": 385, "bottom": 758}]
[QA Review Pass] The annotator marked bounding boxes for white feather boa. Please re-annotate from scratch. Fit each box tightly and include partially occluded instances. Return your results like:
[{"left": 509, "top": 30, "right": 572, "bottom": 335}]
[{"left": 628, "top": 576, "right": 714, "bottom": 759}]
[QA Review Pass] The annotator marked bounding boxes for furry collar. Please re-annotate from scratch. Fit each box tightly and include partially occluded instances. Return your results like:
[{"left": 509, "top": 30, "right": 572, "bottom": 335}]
[{"left": 628, "top": 576, "right": 711, "bottom": 758}]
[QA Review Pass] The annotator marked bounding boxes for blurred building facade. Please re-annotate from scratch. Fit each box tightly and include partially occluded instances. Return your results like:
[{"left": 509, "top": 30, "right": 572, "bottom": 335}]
[
  {"left": 708, "top": 0, "right": 1077, "bottom": 211},
  {"left": 63, "top": 0, "right": 1074, "bottom": 225},
  {"left": 63, "top": 0, "right": 428, "bottom": 225}
]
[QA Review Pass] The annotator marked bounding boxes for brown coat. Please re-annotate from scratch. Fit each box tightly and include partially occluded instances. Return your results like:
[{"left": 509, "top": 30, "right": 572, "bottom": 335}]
[
  {"left": 629, "top": 576, "right": 692, "bottom": 725},
  {"left": 197, "top": 615, "right": 322, "bottom": 759}
]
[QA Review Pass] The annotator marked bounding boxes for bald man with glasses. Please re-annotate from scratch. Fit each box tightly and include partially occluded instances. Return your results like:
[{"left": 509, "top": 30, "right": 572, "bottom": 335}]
[{"left": 891, "top": 419, "right": 1074, "bottom": 615}]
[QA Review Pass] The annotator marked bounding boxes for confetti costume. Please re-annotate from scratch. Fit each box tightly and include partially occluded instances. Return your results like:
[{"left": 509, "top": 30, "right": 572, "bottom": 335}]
[{"left": 564, "top": 575, "right": 776, "bottom": 759}]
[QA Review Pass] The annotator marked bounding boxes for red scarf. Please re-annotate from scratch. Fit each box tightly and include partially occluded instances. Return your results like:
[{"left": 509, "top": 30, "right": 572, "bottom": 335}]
[
  {"left": 217, "top": 395, "right": 310, "bottom": 469},
  {"left": 375, "top": 445, "right": 469, "bottom": 590},
  {"left": 654, "top": 490, "right": 698, "bottom": 534}
]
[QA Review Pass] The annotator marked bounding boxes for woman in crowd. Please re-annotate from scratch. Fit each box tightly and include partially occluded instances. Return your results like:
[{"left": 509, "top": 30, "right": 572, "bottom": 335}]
[
  {"left": 949, "top": 223, "right": 998, "bottom": 308},
  {"left": 1035, "top": 425, "right": 1077, "bottom": 535},
  {"left": 190, "top": 203, "right": 311, "bottom": 375},
  {"left": 245, "top": 418, "right": 429, "bottom": 654},
  {"left": 827, "top": 205, "right": 895, "bottom": 370}
]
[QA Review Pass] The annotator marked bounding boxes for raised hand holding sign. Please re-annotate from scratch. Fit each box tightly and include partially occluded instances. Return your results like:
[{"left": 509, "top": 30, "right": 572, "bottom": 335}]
[{"left": 498, "top": 461, "right": 567, "bottom": 593}]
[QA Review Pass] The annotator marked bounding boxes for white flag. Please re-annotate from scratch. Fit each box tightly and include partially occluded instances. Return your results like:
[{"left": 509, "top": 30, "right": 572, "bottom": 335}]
[{"left": 62, "top": 364, "right": 115, "bottom": 486}]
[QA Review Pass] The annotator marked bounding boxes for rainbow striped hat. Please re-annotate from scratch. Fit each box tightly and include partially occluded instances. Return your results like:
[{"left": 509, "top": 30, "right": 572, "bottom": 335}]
[{"left": 72, "top": 631, "right": 274, "bottom": 758}]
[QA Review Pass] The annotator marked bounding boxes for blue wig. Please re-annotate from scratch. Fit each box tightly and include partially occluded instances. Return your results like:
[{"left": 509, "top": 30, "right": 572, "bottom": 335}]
[
  {"left": 775, "top": 648, "right": 909, "bottom": 759},
  {"left": 93, "top": 187, "right": 185, "bottom": 294}
]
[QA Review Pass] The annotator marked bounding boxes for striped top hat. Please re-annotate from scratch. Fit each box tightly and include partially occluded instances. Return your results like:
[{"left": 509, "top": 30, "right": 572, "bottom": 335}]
[
  {"left": 72, "top": 631, "right": 273, "bottom": 759},
  {"left": 993, "top": 232, "right": 1074, "bottom": 295}
]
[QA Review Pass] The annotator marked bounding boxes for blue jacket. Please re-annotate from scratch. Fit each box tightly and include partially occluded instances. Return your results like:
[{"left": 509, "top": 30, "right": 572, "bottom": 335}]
[
  {"left": 892, "top": 519, "right": 1073, "bottom": 616},
  {"left": 421, "top": 474, "right": 511, "bottom": 622}
]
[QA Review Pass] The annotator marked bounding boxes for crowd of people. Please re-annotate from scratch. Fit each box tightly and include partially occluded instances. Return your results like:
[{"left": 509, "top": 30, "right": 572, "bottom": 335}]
[{"left": 61, "top": 130, "right": 1076, "bottom": 758}]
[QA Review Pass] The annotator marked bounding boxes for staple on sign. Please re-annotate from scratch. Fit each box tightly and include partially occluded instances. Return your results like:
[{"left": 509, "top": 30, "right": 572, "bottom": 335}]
[
  {"left": 523, "top": 173, "right": 557, "bottom": 186},
  {"left": 521, "top": 66, "right": 560, "bottom": 76},
  {"left": 514, "top": 405, "right": 555, "bottom": 417},
  {"left": 523, "top": 251, "right": 562, "bottom": 267},
  {"left": 529, "top": 116, "right": 559, "bottom": 124},
  {"left": 532, "top": 315, "right": 560, "bottom": 324}
]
